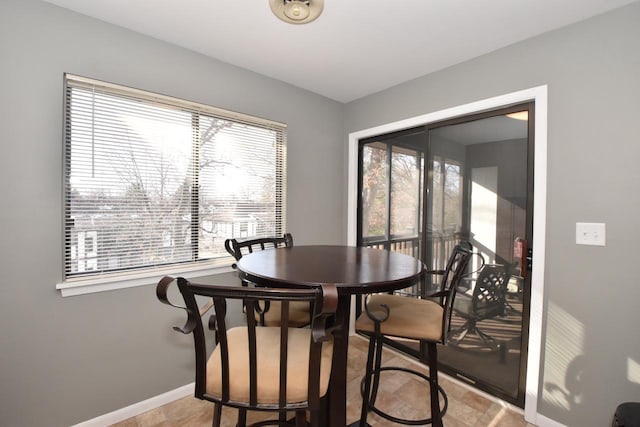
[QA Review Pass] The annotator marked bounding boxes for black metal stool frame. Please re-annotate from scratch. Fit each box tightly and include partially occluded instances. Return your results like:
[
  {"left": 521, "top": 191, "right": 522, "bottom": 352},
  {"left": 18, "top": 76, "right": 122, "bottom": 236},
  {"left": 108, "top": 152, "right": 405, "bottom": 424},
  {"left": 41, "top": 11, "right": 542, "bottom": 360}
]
[{"left": 355, "top": 243, "right": 473, "bottom": 427}]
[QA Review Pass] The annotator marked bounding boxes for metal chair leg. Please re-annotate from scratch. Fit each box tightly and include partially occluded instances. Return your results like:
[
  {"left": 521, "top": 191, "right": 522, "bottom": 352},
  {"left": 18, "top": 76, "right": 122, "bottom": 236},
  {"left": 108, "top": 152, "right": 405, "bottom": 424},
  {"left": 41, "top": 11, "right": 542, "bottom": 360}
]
[
  {"left": 427, "top": 343, "right": 443, "bottom": 427},
  {"left": 236, "top": 408, "right": 247, "bottom": 427},
  {"left": 370, "top": 336, "right": 384, "bottom": 404},
  {"left": 212, "top": 403, "right": 222, "bottom": 427},
  {"left": 295, "top": 409, "right": 307, "bottom": 427},
  {"left": 358, "top": 337, "right": 448, "bottom": 426},
  {"left": 359, "top": 333, "right": 378, "bottom": 425}
]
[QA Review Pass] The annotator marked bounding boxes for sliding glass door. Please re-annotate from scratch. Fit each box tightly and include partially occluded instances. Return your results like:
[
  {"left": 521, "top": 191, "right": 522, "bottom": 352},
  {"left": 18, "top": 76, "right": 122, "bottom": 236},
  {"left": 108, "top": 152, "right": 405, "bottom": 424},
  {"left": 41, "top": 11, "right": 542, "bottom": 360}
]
[{"left": 356, "top": 103, "right": 534, "bottom": 406}]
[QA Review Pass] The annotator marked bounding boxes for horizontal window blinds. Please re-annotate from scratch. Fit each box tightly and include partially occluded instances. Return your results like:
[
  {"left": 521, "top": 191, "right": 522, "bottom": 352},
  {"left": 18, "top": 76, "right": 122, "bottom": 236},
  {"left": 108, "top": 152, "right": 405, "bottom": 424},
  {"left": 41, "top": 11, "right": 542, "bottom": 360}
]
[{"left": 63, "top": 74, "right": 286, "bottom": 280}]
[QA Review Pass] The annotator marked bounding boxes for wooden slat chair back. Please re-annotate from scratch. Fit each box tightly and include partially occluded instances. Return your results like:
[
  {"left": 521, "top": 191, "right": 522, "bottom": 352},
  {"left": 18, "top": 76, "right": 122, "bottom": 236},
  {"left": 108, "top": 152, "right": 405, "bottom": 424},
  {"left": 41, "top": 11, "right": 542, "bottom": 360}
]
[
  {"left": 224, "top": 233, "right": 294, "bottom": 269},
  {"left": 225, "top": 234, "right": 311, "bottom": 327},
  {"left": 157, "top": 276, "right": 338, "bottom": 427}
]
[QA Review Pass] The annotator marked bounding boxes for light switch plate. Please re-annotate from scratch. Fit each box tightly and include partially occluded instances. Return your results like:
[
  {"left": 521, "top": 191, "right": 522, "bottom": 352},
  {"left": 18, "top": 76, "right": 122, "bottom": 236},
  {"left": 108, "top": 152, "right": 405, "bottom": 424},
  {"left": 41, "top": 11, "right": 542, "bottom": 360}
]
[{"left": 576, "top": 222, "right": 606, "bottom": 246}]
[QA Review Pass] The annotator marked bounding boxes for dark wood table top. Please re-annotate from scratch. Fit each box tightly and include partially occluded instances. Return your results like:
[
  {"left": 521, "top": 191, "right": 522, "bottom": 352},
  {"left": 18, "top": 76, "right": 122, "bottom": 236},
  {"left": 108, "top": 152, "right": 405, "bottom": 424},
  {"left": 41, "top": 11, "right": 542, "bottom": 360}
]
[
  {"left": 236, "top": 244, "right": 424, "bottom": 427},
  {"left": 236, "top": 245, "right": 425, "bottom": 294}
]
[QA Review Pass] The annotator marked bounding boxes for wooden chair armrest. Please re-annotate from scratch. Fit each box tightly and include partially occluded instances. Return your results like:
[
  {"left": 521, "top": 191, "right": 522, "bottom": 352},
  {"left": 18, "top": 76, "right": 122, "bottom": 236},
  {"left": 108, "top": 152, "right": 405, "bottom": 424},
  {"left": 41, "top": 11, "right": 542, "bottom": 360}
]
[
  {"left": 156, "top": 276, "right": 213, "bottom": 335},
  {"left": 311, "top": 283, "right": 339, "bottom": 343},
  {"left": 363, "top": 294, "right": 390, "bottom": 324}
]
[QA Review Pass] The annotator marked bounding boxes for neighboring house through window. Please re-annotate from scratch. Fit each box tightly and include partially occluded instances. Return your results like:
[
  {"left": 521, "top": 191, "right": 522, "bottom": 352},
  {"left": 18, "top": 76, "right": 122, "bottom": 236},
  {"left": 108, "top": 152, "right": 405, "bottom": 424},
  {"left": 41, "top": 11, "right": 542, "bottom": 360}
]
[{"left": 58, "top": 75, "right": 287, "bottom": 295}]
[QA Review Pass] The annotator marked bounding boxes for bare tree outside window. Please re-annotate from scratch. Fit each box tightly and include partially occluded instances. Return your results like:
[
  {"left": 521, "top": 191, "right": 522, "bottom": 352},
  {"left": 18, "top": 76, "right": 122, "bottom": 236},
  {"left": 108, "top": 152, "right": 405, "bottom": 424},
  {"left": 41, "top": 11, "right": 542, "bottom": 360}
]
[
  {"left": 360, "top": 140, "right": 423, "bottom": 258},
  {"left": 431, "top": 157, "right": 462, "bottom": 236},
  {"left": 361, "top": 143, "right": 388, "bottom": 239},
  {"left": 63, "top": 75, "right": 286, "bottom": 280},
  {"left": 390, "top": 146, "right": 421, "bottom": 237}
]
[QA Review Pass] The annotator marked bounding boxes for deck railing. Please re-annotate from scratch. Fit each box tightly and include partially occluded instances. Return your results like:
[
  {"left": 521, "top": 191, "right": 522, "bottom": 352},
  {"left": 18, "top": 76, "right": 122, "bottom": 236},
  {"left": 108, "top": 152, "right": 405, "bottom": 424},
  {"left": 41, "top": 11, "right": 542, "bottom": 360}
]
[
  {"left": 362, "top": 230, "right": 464, "bottom": 298},
  {"left": 363, "top": 236, "right": 421, "bottom": 258}
]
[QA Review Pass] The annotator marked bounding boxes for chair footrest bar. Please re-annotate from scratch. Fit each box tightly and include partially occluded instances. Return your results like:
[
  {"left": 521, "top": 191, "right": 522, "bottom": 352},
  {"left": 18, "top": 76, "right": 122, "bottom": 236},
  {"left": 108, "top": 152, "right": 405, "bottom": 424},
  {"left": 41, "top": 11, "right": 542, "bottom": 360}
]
[{"left": 360, "top": 366, "right": 448, "bottom": 426}]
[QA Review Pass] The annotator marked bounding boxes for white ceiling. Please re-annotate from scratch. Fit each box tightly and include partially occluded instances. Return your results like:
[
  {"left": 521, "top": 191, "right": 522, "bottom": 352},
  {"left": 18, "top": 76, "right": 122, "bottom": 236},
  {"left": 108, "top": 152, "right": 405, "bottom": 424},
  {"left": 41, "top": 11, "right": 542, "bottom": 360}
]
[{"left": 43, "top": 0, "right": 638, "bottom": 103}]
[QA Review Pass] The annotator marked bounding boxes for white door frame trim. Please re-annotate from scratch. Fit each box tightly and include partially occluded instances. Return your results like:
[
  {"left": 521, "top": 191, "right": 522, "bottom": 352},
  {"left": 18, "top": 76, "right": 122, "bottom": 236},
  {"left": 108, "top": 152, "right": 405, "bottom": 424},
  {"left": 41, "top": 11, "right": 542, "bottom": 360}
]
[{"left": 346, "top": 85, "right": 548, "bottom": 425}]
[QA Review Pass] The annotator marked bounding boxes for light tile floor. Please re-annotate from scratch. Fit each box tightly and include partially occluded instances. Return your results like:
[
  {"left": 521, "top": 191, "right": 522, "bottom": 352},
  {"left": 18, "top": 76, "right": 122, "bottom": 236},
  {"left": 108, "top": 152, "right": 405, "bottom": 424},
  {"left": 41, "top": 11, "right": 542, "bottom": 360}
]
[{"left": 112, "top": 336, "right": 535, "bottom": 426}]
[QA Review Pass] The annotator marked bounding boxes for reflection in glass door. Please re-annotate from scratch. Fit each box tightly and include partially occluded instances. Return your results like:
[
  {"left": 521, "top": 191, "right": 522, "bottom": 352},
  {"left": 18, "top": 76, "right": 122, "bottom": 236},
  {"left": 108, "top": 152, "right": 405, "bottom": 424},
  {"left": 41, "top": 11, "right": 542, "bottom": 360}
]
[
  {"left": 357, "top": 103, "right": 534, "bottom": 406},
  {"left": 428, "top": 106, "right": 533, "bottom": 406},
  {"left": 358, "top": 128, "right": 424, "bottom": 259}
]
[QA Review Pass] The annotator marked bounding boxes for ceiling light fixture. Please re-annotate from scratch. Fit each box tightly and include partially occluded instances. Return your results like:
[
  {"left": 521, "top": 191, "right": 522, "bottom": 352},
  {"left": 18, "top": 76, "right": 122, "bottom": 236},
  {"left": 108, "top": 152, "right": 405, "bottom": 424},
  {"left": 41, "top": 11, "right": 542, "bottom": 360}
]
[{"left": 269, "top": 0, "right": 324, "bottom": 25}]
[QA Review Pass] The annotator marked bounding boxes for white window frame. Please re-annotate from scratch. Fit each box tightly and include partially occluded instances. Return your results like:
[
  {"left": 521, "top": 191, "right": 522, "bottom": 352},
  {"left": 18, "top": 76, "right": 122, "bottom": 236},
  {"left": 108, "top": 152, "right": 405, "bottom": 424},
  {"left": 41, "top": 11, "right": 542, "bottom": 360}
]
[{"left": 57, "top": 74, "right": 287, "bottom": 297}]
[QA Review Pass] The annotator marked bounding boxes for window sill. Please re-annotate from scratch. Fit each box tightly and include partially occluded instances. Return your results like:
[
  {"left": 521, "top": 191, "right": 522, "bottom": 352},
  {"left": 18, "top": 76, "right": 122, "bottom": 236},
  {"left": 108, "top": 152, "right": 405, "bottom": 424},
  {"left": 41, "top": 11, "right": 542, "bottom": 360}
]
[{"left": 56, "top": 263, "right": 234, "bottom": 297}]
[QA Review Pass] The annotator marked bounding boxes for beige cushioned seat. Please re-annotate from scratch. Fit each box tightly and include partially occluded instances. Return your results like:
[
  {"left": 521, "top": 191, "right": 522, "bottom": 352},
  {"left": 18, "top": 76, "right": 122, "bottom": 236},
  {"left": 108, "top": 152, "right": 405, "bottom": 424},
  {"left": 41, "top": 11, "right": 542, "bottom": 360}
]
[
  {"left": 258, "top": 300, "right": 311, "bottom": 327},
  {"left": 356, "top": 294, "right": 444, "bottom": 342},
  {"left": 207, "top": 326, "right": 333, "bottom": 404}
]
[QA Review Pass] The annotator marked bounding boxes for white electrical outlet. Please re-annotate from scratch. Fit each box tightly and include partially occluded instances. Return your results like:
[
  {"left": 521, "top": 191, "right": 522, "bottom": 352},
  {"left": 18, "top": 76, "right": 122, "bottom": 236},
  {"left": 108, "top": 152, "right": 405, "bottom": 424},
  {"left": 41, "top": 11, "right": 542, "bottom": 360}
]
[{"left": 576, "top": 222, "right": 606, "bottom": 246}]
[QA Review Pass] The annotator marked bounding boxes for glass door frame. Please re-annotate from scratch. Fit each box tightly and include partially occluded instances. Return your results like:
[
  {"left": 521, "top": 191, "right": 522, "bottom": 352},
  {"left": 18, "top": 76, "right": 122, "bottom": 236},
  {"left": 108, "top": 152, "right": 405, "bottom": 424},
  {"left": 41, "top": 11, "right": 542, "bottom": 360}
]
[
  {"left": 347, "top": 86, "right": 547, "bottom": 424},
  {"left": 354, "top": 102, "right": 536, "bottom": 407},
  {"left": 423, "top": 102, "right": 535, "bottom": 407}
]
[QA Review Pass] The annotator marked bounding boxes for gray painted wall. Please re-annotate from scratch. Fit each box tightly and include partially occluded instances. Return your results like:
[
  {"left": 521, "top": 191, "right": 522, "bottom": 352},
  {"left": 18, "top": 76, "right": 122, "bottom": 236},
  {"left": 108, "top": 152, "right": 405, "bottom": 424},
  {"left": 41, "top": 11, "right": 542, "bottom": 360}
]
[
  {"left": 2, "top": 0, "right": 640, "bottom": 426},
  {"left": 345, "top": 3, "right": 640, "bottom": 426},
  {"left": 0, "top": 1, "right": 344, "bottom": 426}
]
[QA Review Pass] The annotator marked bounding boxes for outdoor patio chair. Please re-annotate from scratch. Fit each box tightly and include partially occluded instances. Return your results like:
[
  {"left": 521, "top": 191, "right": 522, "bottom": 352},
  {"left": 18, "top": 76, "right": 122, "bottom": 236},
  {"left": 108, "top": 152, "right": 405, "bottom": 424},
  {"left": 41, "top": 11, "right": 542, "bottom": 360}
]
[{"left": 449, "top": 263, "right": 510, "bottom": 350}]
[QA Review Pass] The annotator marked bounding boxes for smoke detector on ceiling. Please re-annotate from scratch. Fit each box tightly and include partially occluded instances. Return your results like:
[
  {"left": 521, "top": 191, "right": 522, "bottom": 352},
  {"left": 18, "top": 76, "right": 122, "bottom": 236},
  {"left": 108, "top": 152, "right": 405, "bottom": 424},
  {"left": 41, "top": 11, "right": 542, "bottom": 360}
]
[{"left": 269, "top": 0, "right": 324, "bottom": 24}]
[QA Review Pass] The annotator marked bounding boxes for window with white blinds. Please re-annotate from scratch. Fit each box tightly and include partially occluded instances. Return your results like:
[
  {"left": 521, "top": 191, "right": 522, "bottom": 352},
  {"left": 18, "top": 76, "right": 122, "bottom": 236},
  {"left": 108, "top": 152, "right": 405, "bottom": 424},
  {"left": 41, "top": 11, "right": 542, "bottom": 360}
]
[{"left": 62, "top": 74, "right": 287, "bottom": 283}]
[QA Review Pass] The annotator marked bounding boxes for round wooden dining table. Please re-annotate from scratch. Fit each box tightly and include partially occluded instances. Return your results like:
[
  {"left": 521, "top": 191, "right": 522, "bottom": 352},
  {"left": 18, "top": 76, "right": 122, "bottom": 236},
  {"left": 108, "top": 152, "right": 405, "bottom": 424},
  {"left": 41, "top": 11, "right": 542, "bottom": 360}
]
[{"left": 236, "top": 245, "right": 425, "bottom": 427}]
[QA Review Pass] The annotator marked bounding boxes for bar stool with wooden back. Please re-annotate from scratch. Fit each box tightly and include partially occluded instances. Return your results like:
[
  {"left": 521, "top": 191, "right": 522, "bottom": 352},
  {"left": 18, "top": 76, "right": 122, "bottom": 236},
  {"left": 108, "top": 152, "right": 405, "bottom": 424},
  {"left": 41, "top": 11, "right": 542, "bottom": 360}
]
[
  {"left": 354, "top": 243, "right": 473, "bottom": 427},
  {"left": 156, "top": 276, "right": 338, "bottom": 427},
  {"left": 225, "top": 233, "right": 311, "bottom": 327}
]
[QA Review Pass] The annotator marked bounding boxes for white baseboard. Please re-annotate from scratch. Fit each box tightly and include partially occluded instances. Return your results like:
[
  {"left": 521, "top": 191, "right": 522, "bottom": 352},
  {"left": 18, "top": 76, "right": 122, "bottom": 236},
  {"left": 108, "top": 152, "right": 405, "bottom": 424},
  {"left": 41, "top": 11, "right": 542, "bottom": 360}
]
[
  {"left": 71, "top": 383, "right": 194, "bottom": 427},
  {"left": 535, "top": 413, "right": 567, "bottom": 427}
]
